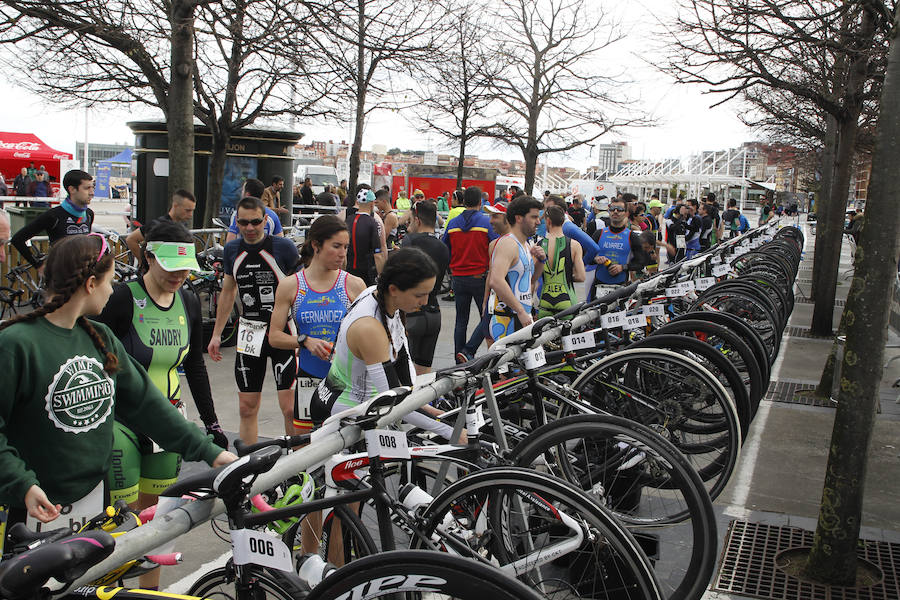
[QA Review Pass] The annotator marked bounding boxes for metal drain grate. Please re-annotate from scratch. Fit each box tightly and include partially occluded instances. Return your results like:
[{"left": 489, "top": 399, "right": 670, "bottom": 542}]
[
  {"left": 797, "top": 298, "right": 846, "bottom": 307},
  {"left": 714, "top": 521, "right": 900, "bottom": 600},
  {"left": 785, "top": 327, "right": 833, "bottom": 339},
  {"left": 765, "top": 380, "right": 835, "bottom": 407}
]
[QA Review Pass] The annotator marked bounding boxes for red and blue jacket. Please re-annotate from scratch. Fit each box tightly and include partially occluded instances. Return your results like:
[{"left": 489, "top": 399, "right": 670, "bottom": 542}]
[{"left": 441, "top": 209, "right": 498, "bottom": 276}]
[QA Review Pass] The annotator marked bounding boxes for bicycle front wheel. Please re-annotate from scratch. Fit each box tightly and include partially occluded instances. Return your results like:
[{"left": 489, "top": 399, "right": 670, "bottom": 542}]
[
  {"left": 188, "top": 562, "right": 301, "bottom": 599},
  {"left": 308, "top": 549, "right": 544, "bottom": 600}
]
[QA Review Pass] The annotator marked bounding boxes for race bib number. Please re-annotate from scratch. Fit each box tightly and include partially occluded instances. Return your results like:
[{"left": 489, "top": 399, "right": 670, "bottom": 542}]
[
  {"left": 711, "top": 255, "right": 722, "bottom": 265},
  {"left": 695, "top": 277, "right": 716, "bottom": 291},
  {"left": 623, "top": 314, "right": 646, "bottom": 331},
  {"left": 675, "top": 235, "right": 686, "bottom": 249},
  {"left": 601, "top": 310, "right": 626, "bottom": 329},
  {"left": 109, "top": 233, "right": 119, "bottom": 243},
  {"left": 26, "top": 481, "right": 104, "bottom": 533},
  {"left": 365, "top": 429, "right": 411, "bottom": 459},
  {"left": 712, "top": 264, "right": 730, "bottom": 277},
  {"left": 522, "top": 346, "right": 547, "bottom": 370},
  {"left": 237, "top": 317, "right": 267, "bottom": 357},
  {"left": 665, "top": 286, "right": 680, "bottom": 298},
  {"left": 563, "top": 330, "right": 597, "bottom": 352},
  {"left": 231, "top": 529, "right": 293, "bottom": 572}
]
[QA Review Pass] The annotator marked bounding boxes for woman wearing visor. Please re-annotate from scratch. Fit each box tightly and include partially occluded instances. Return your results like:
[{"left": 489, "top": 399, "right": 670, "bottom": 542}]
[{"left": 96, "top": 221, "right": 227, "bottom": 590}]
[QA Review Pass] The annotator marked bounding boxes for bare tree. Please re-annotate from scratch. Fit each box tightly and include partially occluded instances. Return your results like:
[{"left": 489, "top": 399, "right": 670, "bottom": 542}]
[
  {"left": 295, "top": 0, "right": 449, "bottom": 195},
  {"left": 0, "top": 0, "right": 330, "bottom": 224},
  {"left": 409, "top": 4, "right": 498, "bottom": 189},
  {"left": 0, "top": 0, "right": 202, "bottom": 195},
  {"left": 803, "top": 3, "right": 900, "bottom": 583},
  {"left": 479, "top": 0, "right": 646, "bottom": 195},
  {"left": 663, "top": 0, "right": 888, "bottom": 337}
]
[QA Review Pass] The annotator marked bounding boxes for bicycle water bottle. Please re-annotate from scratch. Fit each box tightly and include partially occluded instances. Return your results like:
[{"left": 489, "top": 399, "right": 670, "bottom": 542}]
[
  {"left": 296, "top": 554, "right": 337, "bottom": 587},
  {"left": 399, "top": 483, "right": 434, "bottom": 512}
]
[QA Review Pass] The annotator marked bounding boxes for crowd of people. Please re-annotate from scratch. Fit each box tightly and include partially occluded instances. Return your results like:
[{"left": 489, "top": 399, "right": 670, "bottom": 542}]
[{"left": 0, "top": 168, "right": 767, "bottom": 583}]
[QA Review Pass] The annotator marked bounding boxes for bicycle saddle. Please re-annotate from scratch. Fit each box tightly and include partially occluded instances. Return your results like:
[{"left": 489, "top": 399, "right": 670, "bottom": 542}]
[
  {"left": 0, "top": 530, "right": 114, "bottom": 600},
  {"left": 6, "top": 523, "right": 72, "bottom": 549}
]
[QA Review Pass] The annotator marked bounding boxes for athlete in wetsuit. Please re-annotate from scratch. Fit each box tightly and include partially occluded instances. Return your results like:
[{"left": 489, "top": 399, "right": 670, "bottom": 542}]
[
  {"left": 10, "top": 170, "right": 95, "bottom": 268},
  {"left": 208, "top": 196, "right": 299, "bottom": 443}
]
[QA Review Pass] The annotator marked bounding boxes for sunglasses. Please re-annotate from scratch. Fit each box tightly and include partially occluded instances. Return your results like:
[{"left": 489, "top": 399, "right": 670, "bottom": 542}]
[
  {"left": 608, "top": 206, "right": 627, "bottom": 213},
  {"left": 237, "top": 218, "right": 264, "bottom": 226},
  {"left": 86, "top": 232, "right": 110, "bottom": 263}
]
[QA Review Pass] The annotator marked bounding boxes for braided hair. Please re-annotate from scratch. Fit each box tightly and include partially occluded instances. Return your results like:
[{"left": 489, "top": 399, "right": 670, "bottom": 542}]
[
  {"left": 0, "top": 235, "right": 119, "bottom": 374},
  {"left": 374, "top": 248, "right": 438, "bottom": 349}
]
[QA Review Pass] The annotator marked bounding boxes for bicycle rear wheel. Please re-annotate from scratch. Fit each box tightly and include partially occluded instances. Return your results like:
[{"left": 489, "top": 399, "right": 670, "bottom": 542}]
[
  {"left": 569, "top": 348, "right": 741, "bottom": 501},
  {"left": 512, "top": 415, "right": 717, "bottom": 600},
  {"left": 308, "top": 549, "right": 545, "bottom": 600},
  {"left": 414, "top": 466, "right": 663, "bottom": 600}
]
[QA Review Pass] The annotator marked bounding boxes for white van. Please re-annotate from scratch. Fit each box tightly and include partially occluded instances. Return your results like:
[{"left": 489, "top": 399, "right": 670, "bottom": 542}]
[{"left": 295, "top": 165, "right": 339, "bottom": 195}]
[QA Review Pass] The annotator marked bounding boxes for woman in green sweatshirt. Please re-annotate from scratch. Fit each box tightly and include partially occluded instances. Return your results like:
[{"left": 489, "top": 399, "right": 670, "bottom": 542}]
[{"left": 0, "top": 234, "right": 236, "bottom": 540}]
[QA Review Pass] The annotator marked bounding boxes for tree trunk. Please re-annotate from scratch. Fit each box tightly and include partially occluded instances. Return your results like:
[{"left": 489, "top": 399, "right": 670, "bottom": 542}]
[
  {"left": 348, "top": 0, "right": 366, "bottom": 196},
  {"left": 456, "top": 132, "right": 466, "bottom": 191},
  {"left": 811, "top": 114, "right": 838, "bottom": 302},
  {"left": 810, "top": 116, "right": 858, "bottom": 335},
  {"left": 205, "top": 131, "right": 230, "bottom": 226},
  {"left": 805, "top": 7, "right": 900, "bottom": 582},
  {"left": 810, "top": 4, "right": 874, "bottom": 336},
  {"left": 167, "top": 0, "right": 196, "bottom": 204}
]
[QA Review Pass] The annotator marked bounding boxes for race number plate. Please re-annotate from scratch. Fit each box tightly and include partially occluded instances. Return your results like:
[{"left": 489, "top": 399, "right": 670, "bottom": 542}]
[
  {"left": 676, "top": 235, "right": 686, "bottom": 249},
  {"left": 365, "top": 429, "right": 411, "bottom": 459},
  {"left": 594, "top": 284, "right": 619, "bottom": 299},
  {"left": 665, "top": 286, "right": 681, "bottom": 298},
  {"left": 522, "top": 346, "right": 547, "bottom": 370},
  {"left": 109, "top": 233, "right": 119, "bottom": 243},
  {"left": 601, "top": 310, "right": 626, "bottom": 329},
  {"left": 712, "top": 264, "right": 730, "bottom": 277},
  {"left": 711, "top": 255, "right": 723, "bottom": 265},
  {"left": 562, "top": 330, "right": 597, "bottom": 352},
  {"left": 695, "top": 277, "right": 716, "bottom": 291},
  {"left": 231, "top": 529, "right": 293, "bottom": 572},
  {"left": 623, "top": 314, "right": 646, "bottom": 330},
  {"left": 236, "top": 317, "right": 266, "bottom": 357},
  {"left": 677, "top": 280, "right": 696, "bottom": 294},
  {"left": 642, "top": 304, "right": 664, "bottom": 317}
]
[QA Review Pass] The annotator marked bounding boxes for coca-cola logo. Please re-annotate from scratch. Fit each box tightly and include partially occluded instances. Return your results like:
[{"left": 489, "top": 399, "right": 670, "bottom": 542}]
[
  {"left": 53, "top": 154, "right": 69, "bottom": 159},
  {"left": 0, "top": 141, "right": 41, "bottom": 151},
  {"left": 13, "top": 152, "right": 32, "bottom": 159}
]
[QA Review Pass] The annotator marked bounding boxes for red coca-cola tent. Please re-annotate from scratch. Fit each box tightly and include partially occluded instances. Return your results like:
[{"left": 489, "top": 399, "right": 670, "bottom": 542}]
[{"left": 0, "top": 132, "right": 73, "bottom": 188}]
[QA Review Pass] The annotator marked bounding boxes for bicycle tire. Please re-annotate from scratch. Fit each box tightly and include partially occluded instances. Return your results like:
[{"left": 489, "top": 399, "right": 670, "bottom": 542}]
[
  {"left": 511, "top": 415, "right": 717, "bottom": 600},
  {"left": 414, "top": 466, "right": 663, "bottom": 600},
  {"left": 671, "top": 311, "right": 770, "bottom": 388},
  {"left": 651, "top": 319, "right": 764, "bottom": 417},
  {"left": 283, "top": 502, "right": 378, "bottom": 566},
  {"left": 629, "top": 334, "right": 751, "bottom": 434},
  {"left": 692, "top": 289, "right": 782, "bottom": 364},
  {"left": 569, "top": 347, "right": 741, "bottom": 500},
  {"left": 308, "top": 549, "right": 545, "bottom": 600},
  {"left": 188, "top": 561, "right": 303, "bottom": 599}
]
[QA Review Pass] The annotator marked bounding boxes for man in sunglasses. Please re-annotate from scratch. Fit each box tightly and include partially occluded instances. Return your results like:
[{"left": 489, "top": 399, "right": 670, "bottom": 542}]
[
  {"left": 589, "top": 196, "right": 648, "bottom": 300},
  {"left": 208, "top": 196, "right": 300, "bottom": 443}
]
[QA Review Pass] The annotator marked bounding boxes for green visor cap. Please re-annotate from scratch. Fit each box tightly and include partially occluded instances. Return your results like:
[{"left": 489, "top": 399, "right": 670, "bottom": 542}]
[{"left": 146, "top": 241, "right": 203, "bottom": 273}]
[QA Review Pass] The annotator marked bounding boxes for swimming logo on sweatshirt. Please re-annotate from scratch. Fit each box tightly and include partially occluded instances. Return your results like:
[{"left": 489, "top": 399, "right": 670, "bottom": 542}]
[{"left": 44, "top": 355, "right": 115, "bottom": 433}]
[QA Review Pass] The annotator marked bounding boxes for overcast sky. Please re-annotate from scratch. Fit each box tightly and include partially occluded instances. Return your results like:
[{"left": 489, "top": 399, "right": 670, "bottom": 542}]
[{"left": 0, "top": 0, "right": 755, "bottom": 170}]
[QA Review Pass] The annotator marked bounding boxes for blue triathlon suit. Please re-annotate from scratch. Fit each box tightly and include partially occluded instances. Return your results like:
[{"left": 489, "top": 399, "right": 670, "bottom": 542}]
[
  {"left": 488, "top": 235, "right": 535, "bottom": 340},
  {"left": 591, "top": 226, "right": 633, "bottom": 300},
  {"left": 291, "top": 269, "right": 352, "bottom": 432}
]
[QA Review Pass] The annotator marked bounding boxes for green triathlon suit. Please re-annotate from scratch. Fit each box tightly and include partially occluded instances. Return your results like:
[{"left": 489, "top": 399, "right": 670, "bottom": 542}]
[
  {"left": 0, "top": 317, "right": 219, "bottom": 546},
  {"left": 536, "top": 234, "right": 577, "bottom": 319},
  {"left": 96, "top": 280, "right": 218, "bottom": 503}
]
